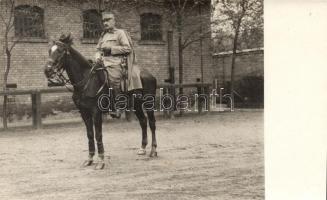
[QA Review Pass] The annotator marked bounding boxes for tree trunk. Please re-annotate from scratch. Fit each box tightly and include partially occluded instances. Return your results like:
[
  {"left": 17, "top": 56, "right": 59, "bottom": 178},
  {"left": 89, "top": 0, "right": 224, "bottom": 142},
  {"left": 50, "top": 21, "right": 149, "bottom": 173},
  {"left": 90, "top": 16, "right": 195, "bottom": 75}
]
[
  {"left": 178, "top": 34, "right": 183, "bottom": 93},
  {"left": 177, "top": 12, "right": 183, "bottom": 94},
  {"left": 167, "top": 30, "right": 175, "bottom": 84},
  {"left": 230, "top": 18, "right": 241, "bottom": 107},
  {"left": 199, "top": 5, "right": 204, "bottom": 84},
  {"left": 2, "top": 49, "right": 11, "bottom": 129}
]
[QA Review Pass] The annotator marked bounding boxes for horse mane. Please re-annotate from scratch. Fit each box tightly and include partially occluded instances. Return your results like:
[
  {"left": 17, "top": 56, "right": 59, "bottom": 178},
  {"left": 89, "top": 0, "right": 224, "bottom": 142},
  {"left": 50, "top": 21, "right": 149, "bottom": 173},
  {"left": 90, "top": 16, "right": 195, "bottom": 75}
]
[
  {"left": 68, "top": 47, "right": 92, "bottom": 69},
  {"left": 58, "top": 33, "right": 92, "bottom": 69}
]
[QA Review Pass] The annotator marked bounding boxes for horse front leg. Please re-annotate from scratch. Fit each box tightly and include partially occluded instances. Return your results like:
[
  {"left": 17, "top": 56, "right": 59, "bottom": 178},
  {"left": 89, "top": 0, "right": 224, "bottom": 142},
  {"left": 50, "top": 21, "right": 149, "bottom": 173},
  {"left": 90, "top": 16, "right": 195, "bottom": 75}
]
[
  {"left": 147, "top": 111, "right": 157, "bottom": 157},
  {"left": 81, "top": 110, "right": 95, "bottom": 166},
  {"left": 134, "top": 103, "right": 148, "bottom": 155},
  {"left": 93, "top": 110, "right": 105, "bottom": 170}
]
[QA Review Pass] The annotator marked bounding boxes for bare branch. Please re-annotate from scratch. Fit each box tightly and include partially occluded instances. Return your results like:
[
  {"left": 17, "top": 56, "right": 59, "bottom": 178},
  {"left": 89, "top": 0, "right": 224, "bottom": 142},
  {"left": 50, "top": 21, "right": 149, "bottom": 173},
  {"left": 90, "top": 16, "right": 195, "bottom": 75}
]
[
  {"left": 168, "top": 0, "right": 177, "bottom": 13},
  {"left": 182, "top": 30, "right": 210, "bottom": 49},
  {"left": 0, "top": 13, "right": 8, "bottom": 27},
  {"left": 181, "top": 0, "right": 189, "bottom": 13},
  {"left": 9, "top": 39, "right": 18, "bottom": 52},
  {"left": 7, "top": 0, "right": 15, "bottom": 31},
  {"left": 7, "top": 19, "right": 15, "bottom": 31},
  {"left": 182, "top": 27, "right": 201, "bottom": 45}
]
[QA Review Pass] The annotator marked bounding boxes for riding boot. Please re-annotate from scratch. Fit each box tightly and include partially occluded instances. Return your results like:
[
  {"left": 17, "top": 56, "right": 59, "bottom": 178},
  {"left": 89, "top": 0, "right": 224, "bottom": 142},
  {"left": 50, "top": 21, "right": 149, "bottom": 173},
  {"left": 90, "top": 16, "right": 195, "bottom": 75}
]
[{"left": 110, "top": 86, "right": 122, "bottom": 119}]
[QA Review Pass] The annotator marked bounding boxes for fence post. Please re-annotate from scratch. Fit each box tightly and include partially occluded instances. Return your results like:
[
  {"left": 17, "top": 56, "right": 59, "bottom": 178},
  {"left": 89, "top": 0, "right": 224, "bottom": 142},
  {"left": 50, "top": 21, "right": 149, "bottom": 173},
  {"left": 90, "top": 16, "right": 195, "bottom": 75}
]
[
  {"left": 197, "top": 86, "right": 202, "bottom": 114},
  {"left": 162, "top": 87, "right": 169, "bottom": 119},
  {"left": 168, "top": 85, "right": 175, "bottom": 119},
  {"left": 205, "top": 85, "right": 211, "bottom": 112},
  {"left": 2, "top": 94, "right": 8, "bottom": 130},
  {"left": 31, "top": 91, "right": 42, "bottom": 129}
]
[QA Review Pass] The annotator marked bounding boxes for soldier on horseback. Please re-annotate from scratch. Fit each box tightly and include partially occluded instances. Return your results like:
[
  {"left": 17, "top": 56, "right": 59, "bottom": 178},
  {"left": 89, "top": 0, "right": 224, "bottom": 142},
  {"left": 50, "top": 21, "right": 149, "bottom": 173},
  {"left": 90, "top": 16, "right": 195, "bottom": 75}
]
[{"left": 95, "top": 11, "right": 142, "bottom": 118}]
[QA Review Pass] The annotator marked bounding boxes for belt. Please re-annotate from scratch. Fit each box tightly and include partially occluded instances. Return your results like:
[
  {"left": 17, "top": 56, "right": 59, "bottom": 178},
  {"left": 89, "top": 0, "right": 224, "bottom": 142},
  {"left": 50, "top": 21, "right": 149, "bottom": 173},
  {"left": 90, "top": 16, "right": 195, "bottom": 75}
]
[
  {"left": 103, "top": 51, "right": 111, "bottom": 57},
  {"left": 103, "top": 52, "right": 123, "bottom": 57}
]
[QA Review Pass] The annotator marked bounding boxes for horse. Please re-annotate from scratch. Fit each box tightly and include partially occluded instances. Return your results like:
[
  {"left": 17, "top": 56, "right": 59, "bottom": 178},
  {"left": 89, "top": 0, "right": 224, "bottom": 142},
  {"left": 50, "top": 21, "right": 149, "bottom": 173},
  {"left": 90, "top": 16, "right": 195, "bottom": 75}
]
[{"left": 44, "top": 34, "right": 158, "bottom": 170}]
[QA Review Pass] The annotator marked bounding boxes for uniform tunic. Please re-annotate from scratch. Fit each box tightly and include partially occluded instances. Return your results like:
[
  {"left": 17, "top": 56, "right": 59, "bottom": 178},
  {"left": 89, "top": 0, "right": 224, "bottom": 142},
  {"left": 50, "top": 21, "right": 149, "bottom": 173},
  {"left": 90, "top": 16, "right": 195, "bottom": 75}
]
[{"left": 95, "top": 28, "right": 131, "bottom": 90}]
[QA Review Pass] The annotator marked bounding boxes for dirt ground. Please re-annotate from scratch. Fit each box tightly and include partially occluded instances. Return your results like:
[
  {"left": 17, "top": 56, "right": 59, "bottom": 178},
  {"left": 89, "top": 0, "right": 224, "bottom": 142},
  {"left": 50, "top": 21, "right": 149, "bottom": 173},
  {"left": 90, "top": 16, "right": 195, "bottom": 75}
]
[{"left": 0, "top": 111, "right": 264, "bottom": 200}]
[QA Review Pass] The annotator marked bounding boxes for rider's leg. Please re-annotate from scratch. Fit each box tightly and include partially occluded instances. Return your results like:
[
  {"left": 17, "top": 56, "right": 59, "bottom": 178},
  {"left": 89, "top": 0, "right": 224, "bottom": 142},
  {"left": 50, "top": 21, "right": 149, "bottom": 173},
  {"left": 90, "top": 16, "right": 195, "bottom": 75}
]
[{"left": 107, "top": 65, "right": 123, "bottom": 118}]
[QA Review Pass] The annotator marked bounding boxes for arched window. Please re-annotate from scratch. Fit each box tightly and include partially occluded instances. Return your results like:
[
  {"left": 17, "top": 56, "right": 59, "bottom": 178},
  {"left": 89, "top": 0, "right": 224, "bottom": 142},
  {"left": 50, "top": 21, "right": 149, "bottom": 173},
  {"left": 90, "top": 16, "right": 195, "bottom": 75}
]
[
  {"left": 83, "top": 9, "right": 102, "bottom": 39},
  {"left": 140, "top": 13, "right": 162, "bottom": 41},
  {"left": 14, "top": 5, "right": 45, "bottom": 38}
]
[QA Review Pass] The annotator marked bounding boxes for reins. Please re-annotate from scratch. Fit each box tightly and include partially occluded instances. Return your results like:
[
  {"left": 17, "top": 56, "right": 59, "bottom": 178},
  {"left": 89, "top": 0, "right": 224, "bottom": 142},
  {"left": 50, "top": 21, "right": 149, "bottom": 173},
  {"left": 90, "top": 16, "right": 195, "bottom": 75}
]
[{"left": 50, "top": 41, "right": 108, "bottom": 97}]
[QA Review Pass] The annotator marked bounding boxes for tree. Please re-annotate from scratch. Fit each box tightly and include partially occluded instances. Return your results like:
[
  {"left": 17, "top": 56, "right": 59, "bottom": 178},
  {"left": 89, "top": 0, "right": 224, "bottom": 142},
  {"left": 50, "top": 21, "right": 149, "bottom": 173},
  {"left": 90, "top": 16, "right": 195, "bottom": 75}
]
[
  {"left": 1, "top": 0, "right": 17, "bottom": 129},
  {"left": 0, "top": 0, "right": 45, "bottom": 129},
  {"left": 212, "top": 0, "right": 263, "bottom": 104},
  {"left": 164, "top": 0, "right": 211, "bottom": 92}
]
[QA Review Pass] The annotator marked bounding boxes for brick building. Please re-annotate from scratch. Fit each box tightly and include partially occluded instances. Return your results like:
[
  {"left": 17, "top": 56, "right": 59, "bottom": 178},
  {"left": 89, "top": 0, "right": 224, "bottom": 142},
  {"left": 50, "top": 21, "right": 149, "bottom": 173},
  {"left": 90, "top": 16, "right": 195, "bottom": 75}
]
[{"left": 0, "top": 0, "right": 214, "bottom": 90}]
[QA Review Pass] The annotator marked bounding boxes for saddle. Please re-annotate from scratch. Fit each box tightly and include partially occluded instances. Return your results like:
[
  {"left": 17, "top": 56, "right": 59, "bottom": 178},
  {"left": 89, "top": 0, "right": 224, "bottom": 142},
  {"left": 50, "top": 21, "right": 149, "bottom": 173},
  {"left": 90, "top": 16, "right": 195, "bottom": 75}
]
[{"left": 91, "top": 58, "right": 129, "bottom": 93}]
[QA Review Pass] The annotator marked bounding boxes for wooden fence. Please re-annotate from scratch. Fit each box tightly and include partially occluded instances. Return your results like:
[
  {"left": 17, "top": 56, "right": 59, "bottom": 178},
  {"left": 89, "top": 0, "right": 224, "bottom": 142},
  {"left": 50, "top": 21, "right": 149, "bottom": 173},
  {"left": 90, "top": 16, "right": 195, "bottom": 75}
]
[{"left": 0, "top": 83, "right": 212, "bottom": 130}]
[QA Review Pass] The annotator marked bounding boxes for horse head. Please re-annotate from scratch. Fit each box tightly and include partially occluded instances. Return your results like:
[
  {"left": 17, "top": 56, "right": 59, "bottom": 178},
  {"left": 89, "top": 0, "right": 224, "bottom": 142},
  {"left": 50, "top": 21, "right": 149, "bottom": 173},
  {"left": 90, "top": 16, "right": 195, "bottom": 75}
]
[
  {"left": 44, "top": 33, "right": 105, "bottom": 97},
  {"left": 44, "top": 33, "right": 73, "bottom": 80}
]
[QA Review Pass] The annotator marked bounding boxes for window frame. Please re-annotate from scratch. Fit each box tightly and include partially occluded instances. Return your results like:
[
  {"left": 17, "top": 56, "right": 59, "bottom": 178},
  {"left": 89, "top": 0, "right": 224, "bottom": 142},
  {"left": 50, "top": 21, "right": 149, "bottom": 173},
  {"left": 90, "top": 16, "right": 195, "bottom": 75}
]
[
  {"left": 14, "top": 5, "right": 45, "bottom": 39},
  {"left": 140, "top": 13, "right": 163, "bottom": 42},
  {"left": 82, "top": 9, "right": 103, "bottom": 41}
]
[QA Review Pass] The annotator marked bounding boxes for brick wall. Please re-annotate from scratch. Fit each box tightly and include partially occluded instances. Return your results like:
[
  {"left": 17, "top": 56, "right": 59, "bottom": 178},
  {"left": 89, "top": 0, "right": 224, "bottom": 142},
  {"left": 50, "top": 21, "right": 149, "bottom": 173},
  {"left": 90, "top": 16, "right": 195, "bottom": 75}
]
[
  {"left": 0, "top": 0, "right": 214, "bottom": 91},
  {"left": 213, "top": 48, "right": 264, "bottom": 87}
]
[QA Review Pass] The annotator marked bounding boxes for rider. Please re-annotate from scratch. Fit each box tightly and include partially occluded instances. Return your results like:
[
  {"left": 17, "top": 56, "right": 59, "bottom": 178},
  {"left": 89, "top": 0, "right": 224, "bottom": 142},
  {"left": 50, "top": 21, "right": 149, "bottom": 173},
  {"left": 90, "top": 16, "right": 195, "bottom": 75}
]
[{"left": 95, "top": 11, "right": 142, "bottom": 117}]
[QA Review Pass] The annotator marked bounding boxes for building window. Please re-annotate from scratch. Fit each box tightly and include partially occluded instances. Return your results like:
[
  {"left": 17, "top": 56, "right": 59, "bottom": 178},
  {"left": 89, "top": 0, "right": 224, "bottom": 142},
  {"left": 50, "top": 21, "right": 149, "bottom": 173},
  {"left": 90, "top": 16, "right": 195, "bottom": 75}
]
[
  {"left": 140, "top": 13, "right": 162, "bottom": 41},
  {"left": 14, "top": 5, "right": 45, "bottom": 38},
  {"left": 83, "top": 9, "right": 102, "bottom": 39}
]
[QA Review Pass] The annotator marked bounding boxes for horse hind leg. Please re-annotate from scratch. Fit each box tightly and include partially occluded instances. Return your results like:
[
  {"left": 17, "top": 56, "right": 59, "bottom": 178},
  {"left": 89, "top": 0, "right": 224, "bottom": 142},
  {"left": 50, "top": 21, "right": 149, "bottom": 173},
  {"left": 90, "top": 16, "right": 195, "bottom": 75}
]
[
  {"left": 134, "top": 101, "right": 148, "bottom": 155},
  {"left": 147, "top": 110, "right": 157, "bottom": 157},
  {"left": 93, "top": 110, "right": 105, "bottom": 170}
]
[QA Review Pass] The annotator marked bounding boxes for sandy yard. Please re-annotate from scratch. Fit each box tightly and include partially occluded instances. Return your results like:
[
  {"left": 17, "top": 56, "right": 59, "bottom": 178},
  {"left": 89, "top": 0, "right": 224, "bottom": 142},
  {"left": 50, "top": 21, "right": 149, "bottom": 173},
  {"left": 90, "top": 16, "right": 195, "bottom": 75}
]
[{"left": 0, "top": 111, "right": 264, "bottom": 200}]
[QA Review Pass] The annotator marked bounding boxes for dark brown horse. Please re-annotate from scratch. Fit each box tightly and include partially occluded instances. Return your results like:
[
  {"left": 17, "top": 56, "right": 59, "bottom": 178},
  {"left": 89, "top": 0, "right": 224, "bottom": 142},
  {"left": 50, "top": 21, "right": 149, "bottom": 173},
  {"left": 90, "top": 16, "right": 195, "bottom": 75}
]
[{"left": 44, "top": 34, "right": 157, "bottom": 170}]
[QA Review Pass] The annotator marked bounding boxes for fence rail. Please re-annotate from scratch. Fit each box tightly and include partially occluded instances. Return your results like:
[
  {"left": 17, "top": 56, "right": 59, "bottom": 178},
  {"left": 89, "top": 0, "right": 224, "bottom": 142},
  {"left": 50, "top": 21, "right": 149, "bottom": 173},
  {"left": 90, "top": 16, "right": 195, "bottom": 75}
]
[{"left": 0, "top": 83, "right": 213, "bottom": 130}]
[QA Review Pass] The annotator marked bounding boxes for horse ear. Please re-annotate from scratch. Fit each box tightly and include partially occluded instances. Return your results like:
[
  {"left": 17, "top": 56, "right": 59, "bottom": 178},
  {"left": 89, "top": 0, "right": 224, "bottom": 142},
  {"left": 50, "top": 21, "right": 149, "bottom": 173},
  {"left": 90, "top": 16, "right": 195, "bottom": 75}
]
[
  {"left": 59, "top": 33, "right": 66, "bottom": 42},
  {"left": 59, "top": 33, "right": 73, "bottom": 45},
  {"left": 67, "top": 33, "right": 74, "bottom": 45}
]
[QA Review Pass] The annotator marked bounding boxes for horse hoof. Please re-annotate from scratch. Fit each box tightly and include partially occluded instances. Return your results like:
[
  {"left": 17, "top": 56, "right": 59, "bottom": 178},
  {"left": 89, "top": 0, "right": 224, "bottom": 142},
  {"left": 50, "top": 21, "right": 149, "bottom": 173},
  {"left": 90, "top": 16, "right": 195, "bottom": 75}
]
[
  {"left": 94, "top": 162, "right": 105, "bottom": 170},
  {"left": 82, "top": 160, "right": 93, "bottom": 167},
  {"left": 149, "top": 151, "right": 158, "bottom": 157},
  {"left": 137, "top": 148, "right": 146, "bottom": 155}
]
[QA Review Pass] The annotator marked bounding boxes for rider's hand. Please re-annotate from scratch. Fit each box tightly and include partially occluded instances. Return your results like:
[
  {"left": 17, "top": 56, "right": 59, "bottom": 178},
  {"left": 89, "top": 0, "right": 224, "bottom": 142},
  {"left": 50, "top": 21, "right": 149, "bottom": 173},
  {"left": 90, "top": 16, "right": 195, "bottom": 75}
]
[
  {"left": 102, "top": 47, "right": 111, "bottom": 55},
  {"left": 95, "top": 58, "right": 103, "bottom": 65}
]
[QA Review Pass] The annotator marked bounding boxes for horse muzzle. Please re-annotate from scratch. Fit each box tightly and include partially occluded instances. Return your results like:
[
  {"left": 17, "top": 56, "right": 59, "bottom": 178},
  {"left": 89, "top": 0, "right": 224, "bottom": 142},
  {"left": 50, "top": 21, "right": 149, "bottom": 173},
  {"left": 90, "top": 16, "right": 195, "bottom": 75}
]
[{"left": 44, "top": 64, "right": 55, "bottom": 79}]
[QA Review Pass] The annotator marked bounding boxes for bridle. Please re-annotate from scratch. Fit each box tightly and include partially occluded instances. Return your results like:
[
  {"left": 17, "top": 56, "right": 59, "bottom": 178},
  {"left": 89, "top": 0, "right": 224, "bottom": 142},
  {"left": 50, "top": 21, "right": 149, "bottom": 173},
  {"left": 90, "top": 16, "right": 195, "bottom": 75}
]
[
  {"left": 47, "top": 41, "right": 72, "bottom": 89},
  {"left": 47, "top": 41, "right": 108, "bottom": 96}
]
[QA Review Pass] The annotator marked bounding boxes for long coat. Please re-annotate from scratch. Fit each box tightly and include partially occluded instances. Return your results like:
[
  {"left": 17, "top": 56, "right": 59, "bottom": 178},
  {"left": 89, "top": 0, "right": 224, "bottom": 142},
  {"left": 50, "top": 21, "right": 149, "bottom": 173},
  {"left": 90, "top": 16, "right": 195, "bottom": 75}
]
[
  {"left": 95, "top": 29, "right": 143, "bottom": 91},
  {"left": 123, "top": 31, "right": 143, "bottom": 91}
]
